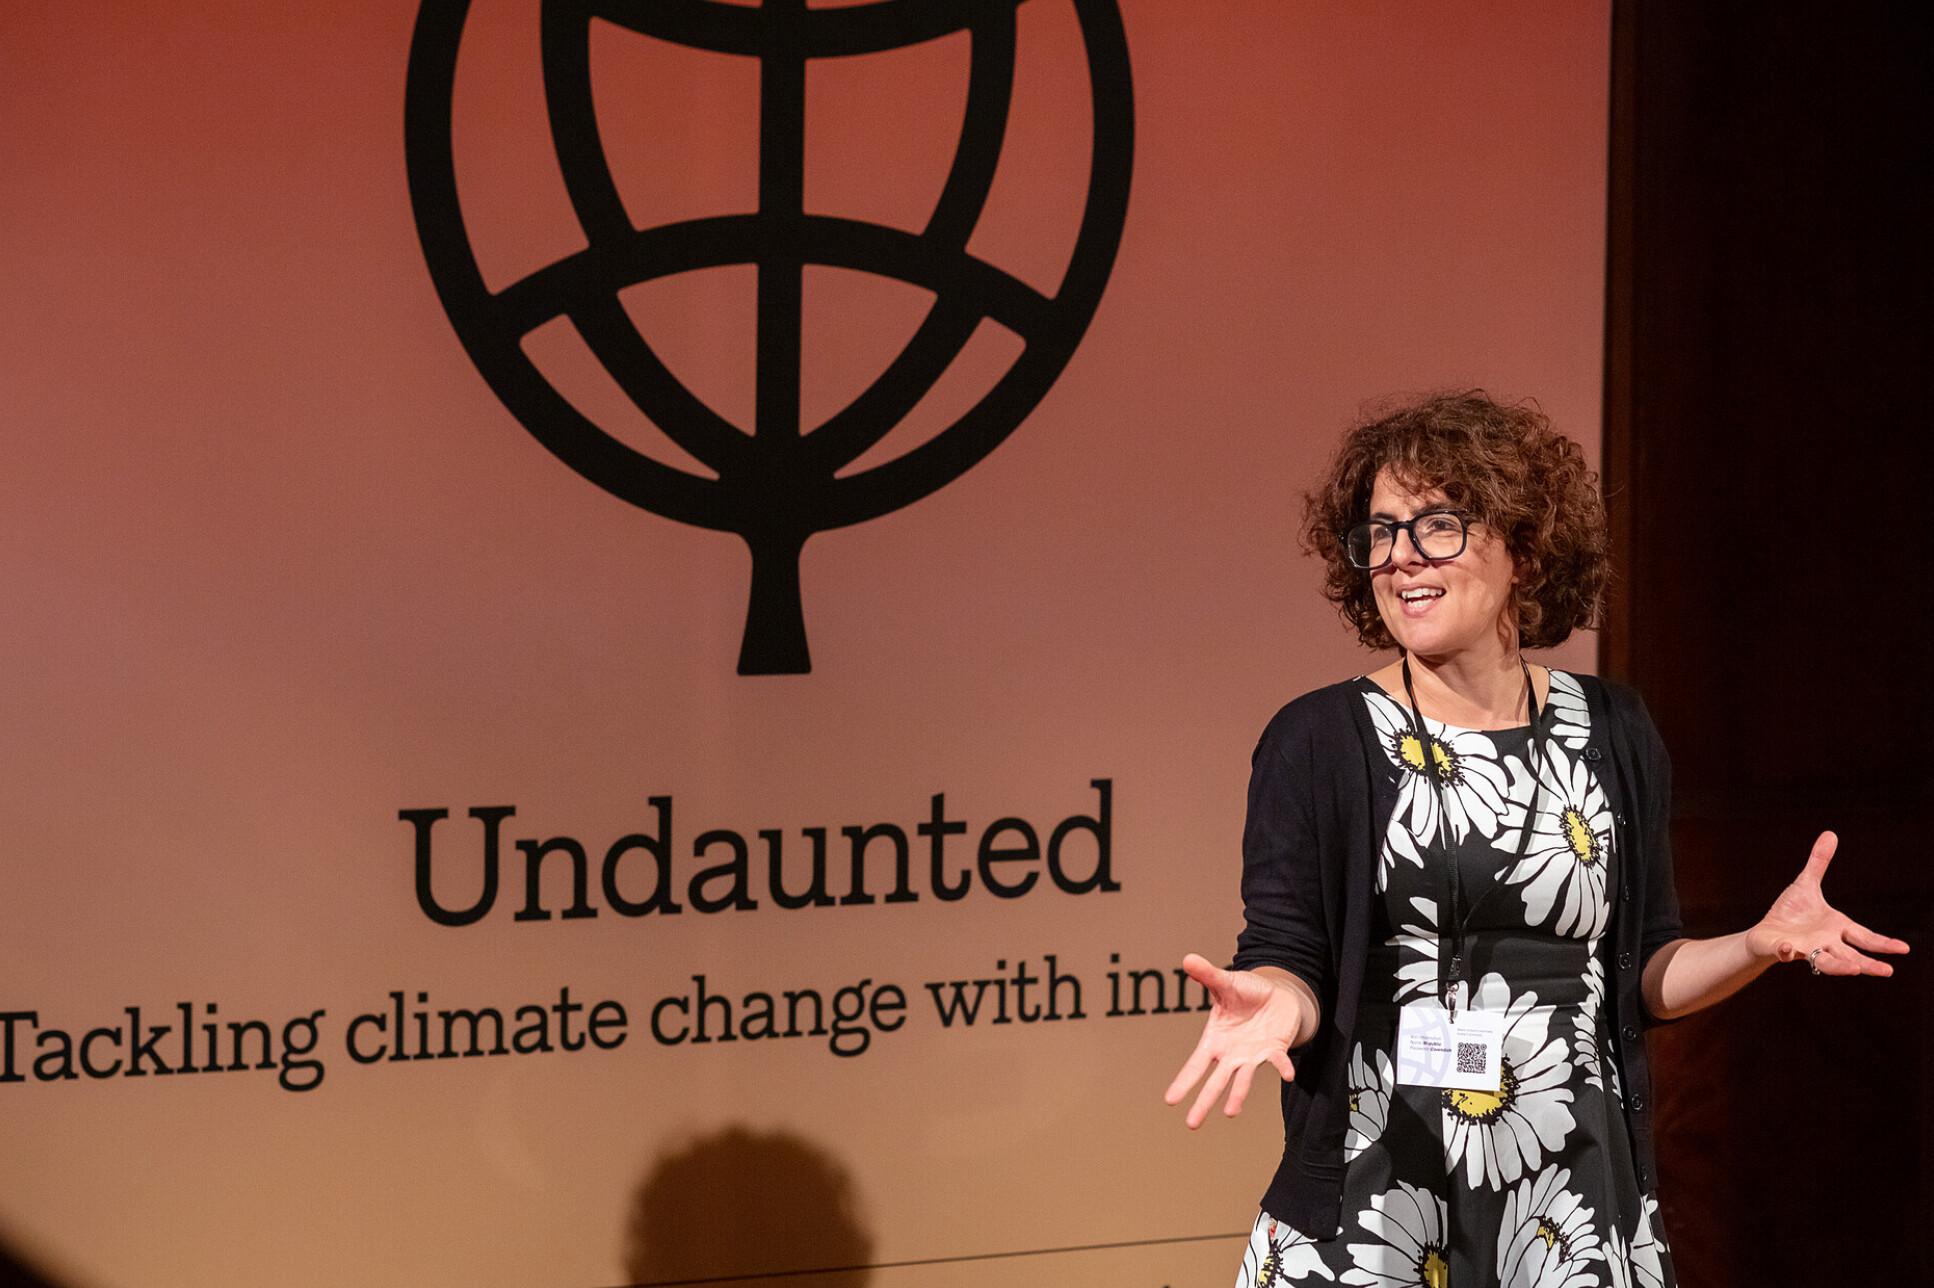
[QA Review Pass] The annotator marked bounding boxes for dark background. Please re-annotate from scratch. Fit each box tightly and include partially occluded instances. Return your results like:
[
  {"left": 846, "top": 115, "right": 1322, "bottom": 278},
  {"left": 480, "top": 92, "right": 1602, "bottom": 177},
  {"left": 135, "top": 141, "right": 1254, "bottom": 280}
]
[{"left": 1603, "top": 2, "right": 1932, "bottom": 1283}]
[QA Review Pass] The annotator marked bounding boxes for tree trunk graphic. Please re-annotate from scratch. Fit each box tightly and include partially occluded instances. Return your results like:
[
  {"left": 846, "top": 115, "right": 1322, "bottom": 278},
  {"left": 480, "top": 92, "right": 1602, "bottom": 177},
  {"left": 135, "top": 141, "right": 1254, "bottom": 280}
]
[{"left": 740, "top": 526, "right": 811, "bottom": 676}]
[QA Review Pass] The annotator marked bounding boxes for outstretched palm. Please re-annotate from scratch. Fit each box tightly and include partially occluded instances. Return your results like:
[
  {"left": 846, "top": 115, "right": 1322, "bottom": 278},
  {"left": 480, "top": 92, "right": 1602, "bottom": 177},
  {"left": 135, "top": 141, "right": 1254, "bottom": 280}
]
[
  {"left": 1164, "top": 954, "right": 1311, "bottom": 1128},
  {"left": 1747, "top": 831, "right": 1909, "bottom": 975}
]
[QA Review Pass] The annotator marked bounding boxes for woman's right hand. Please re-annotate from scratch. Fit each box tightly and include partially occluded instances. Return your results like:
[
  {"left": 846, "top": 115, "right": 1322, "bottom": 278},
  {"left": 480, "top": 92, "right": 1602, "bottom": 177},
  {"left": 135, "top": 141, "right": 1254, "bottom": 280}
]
[{"left": 1163, "top": 954, "right": 1317, "bottom": 1129}]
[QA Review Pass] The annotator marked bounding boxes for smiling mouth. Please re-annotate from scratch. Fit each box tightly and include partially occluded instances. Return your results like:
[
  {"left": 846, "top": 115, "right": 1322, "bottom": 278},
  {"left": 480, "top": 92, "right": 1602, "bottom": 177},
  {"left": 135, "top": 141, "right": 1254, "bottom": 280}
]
[{"left": 1398, "top": 588, "right": 1444, "bottom": 605}]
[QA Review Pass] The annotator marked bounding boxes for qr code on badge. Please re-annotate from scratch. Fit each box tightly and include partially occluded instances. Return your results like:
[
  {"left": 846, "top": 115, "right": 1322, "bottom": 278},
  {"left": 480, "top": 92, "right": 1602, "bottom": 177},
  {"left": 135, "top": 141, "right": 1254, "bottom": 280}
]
[{"left": 1456, "top": 1042, "right": 1488, "bottom": 1075}]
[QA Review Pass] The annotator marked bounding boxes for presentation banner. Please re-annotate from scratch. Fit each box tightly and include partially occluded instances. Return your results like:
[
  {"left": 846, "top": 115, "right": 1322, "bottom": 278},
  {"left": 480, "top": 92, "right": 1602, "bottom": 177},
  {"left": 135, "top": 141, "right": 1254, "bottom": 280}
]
[{"left": 0, "top": 3, "right": 1608, "bottom": 1286}]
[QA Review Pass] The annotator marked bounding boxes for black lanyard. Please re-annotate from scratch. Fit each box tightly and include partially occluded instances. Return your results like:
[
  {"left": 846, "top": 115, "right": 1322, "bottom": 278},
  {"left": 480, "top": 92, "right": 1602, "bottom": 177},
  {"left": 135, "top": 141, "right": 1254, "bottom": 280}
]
[{"left": 1399, "top": 655, "right": 1547, "bottom": 1018}]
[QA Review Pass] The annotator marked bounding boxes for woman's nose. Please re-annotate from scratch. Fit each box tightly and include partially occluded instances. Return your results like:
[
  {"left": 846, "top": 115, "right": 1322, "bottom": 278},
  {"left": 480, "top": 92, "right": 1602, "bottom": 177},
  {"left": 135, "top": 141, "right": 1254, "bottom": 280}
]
[{"left": 1390, "top": 526, "right": 1427, "bottom": 566}]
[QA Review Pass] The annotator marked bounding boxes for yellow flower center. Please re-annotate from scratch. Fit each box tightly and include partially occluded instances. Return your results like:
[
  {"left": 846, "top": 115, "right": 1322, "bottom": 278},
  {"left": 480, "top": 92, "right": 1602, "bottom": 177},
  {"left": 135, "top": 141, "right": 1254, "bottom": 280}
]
[
  {"left": 1562, "top": 808, "right": 1599, "bottom": 865},
  {"left": 1447, "top": 1085, "right": 1503, "bottom": 1118},
  {"left": 1420, "top": 1247, "right": 1450, "bottom": 1288},
  {"left": 1398, "top": 734, "right": 1454, "bottom": 779},
  {"left": 1534, "top": 1216, "right": 1572, "bottom": 1261}
]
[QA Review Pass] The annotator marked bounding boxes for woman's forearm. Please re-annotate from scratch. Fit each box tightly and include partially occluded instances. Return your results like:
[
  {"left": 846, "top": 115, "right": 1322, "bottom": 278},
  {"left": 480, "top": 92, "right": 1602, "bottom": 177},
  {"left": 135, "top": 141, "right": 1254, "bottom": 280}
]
[{"left": 1640, "top": 933, "right": 1775, "bottom": 1021}]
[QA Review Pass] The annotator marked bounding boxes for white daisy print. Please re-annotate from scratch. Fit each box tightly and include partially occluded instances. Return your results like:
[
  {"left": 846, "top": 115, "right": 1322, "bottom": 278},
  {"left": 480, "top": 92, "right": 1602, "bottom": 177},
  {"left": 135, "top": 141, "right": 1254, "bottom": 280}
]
[
  {"left": 1442, "top": 973, "right": 1577, "bottom": 1190},
  {"left": 1582, "top": 948, "right": 1608, "bottom": 1007},
  {"left": 1341, "top": 1181, "right": 1449, "bottom": 1288},
  {"left": 1345, "top": 1044, "right": 1395, "bottom": 1162},
  {"left": 1604, "top": 1216, "right": 1666, "bottom": 1288},
  {"left": 1571, "top": 1010, "right": 1617, "bottom": 1102},
  {"left": 1627, "top": 1195, "right": 1668, "bottom": 1288},
  {"left": 1572, "top": 955, "right": 1619, "bottom": 1100},
  {"left": 1238, "top": 1213, "right": 1336, "bottom": 1285},
  {"left": 1377, "top": 838, "right": 1418, "bottom": 892},
  {"left": 1503, "top": 743, "right": 1613, "bottom": 939},
  {"left": 1603, "top": 1227, "right": 1634, "bottom": 1288},
  {"left": 1545, "top": 670, "right": 1592, "bottom": 752},
  {"left": 1365, "top": 690, "right": 1525, "bottom": 885},
  {"left": 1496, "top": 1167, "right": 1606, "bottom": 1288},
  {"left": 1388, "top": 895, "right": 1441, "bottom": 1003}
]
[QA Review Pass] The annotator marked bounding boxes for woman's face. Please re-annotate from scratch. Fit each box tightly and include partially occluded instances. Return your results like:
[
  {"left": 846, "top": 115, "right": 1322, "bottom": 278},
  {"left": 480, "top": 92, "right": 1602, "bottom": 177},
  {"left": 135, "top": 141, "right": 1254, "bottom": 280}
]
[{"left": 1365, "top": 469, "right": 1520, "bottom": 663}]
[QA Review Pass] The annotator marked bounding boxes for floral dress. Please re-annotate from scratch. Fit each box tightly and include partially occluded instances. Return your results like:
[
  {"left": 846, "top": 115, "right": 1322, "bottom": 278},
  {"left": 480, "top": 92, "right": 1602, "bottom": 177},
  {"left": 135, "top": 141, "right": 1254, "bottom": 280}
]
[{"left": 1234, "top": 672, "right": 1674, "bottom": 1288}]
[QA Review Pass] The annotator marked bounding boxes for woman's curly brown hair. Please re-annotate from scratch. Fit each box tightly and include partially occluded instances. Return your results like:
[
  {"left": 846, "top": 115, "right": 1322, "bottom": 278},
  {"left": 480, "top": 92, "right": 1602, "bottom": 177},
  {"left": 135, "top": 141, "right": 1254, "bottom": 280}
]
[{"left": 1300, "top": 390, "right": 1608, "bottom": 652}]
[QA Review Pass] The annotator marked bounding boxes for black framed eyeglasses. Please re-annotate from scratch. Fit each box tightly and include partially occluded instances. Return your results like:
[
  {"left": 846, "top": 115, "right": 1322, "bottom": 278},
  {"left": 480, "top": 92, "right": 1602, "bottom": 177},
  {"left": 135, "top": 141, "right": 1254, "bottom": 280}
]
[{"left": 1342, "top": 511, "right": 1471, "bottom": 570}]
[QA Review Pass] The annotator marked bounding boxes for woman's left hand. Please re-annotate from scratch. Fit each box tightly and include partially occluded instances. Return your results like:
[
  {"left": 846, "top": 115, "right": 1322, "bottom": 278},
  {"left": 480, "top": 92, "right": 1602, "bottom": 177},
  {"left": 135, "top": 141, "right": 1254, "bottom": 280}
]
[{"left": 1747, "top": 831, "right": 1911, "bottom": 975}]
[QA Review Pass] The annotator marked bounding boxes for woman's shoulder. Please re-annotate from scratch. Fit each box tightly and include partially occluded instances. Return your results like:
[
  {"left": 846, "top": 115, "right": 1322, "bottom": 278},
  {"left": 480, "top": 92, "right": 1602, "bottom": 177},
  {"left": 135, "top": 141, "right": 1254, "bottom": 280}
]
[{"left": 1255, "top": 677, "right": 1377, "bottom": 750}]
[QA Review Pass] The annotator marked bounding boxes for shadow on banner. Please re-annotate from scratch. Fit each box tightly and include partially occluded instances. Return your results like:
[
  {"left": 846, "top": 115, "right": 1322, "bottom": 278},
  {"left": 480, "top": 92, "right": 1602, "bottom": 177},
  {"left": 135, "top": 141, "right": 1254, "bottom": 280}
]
[
  {"left": 0, "top": 1236, "right": 67, "bottom": 1288},
  {"left": 623, "top": 1126, "right": 873, "bottom": 1288}
]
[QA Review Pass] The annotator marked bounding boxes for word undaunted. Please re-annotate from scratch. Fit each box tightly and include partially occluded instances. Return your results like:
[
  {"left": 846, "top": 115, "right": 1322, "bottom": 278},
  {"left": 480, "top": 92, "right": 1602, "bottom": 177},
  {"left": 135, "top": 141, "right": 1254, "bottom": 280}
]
[{"left": 402, "top": 780, "right": 1117, "bottom": 927}]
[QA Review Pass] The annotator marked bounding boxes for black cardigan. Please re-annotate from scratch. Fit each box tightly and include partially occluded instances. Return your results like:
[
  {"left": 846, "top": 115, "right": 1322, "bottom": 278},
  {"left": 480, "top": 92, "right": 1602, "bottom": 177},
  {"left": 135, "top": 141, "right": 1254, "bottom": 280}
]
[{"left": 1230, "top": 672, "right": 1683, "bottom": 1238}]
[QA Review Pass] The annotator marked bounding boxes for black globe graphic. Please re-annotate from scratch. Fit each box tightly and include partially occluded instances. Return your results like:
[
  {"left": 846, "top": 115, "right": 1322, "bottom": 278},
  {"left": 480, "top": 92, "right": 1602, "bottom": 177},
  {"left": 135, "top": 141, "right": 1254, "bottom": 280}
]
[{"left": 405, "top": 0, "right": 1134, "bottom": 674}]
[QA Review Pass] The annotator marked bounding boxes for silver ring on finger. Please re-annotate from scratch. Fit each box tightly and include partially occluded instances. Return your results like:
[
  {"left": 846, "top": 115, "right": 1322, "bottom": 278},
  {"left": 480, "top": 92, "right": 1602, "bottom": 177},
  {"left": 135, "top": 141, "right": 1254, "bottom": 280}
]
[{"left": 1808, "top": 947, "right": 1825, "bottom": 975}]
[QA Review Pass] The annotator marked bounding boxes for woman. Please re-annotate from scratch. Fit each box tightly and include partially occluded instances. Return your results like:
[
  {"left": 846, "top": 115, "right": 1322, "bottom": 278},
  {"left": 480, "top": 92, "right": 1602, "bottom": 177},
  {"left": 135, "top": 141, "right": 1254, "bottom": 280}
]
[{"left": 1165, "top": 392, "right": 1907, "bottom": 1287}]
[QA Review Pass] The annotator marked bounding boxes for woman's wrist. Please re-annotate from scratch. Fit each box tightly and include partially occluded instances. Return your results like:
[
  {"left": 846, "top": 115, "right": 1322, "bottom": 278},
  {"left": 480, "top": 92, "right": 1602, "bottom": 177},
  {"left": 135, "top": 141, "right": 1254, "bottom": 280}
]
[{"left": 1251, "top": 966, "right": 1320, "bottom": 1046}]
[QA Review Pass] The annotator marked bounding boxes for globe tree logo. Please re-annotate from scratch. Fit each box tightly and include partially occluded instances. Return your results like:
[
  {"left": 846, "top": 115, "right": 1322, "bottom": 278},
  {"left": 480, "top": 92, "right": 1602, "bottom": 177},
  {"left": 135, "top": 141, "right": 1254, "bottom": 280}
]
[{"left": 405, "top": 0, "right": 1134, "bottom": 674}]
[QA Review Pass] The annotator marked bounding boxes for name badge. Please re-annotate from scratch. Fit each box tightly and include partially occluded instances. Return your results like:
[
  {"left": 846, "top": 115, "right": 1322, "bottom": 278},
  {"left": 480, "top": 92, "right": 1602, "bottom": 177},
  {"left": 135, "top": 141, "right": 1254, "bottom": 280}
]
[{"left": 1395, "top": 1001, "right": 1503, "bottom": 1092}]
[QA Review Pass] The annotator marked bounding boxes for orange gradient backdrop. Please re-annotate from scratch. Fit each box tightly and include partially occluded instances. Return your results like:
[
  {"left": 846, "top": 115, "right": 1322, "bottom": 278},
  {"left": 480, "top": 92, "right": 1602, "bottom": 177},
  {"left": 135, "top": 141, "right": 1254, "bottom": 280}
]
[{"left": 0, "top": 4, "right": 1609, "bottom": 1286}]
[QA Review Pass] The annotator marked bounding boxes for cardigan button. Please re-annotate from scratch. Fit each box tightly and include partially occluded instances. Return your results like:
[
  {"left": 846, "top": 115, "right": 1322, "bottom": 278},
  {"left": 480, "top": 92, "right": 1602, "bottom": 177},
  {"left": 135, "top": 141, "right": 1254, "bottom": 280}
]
[
  {"left": 1621, "top": 886, "right": 1633, "bottom": 902},
  {"left": 1622, "top": 1025, "right": 1639, "bottom": 1041},
  {"left": 1638, "top": 1165, "right": 1650, "bottom": 1187},
  {"left": 1585, "top": 747, "right": 1603, "bottom": 762},
  {"left": 1618, "top": 951, "right": 1634, "bottom": 970},
  {"left": 1615, "top": 812, "right": 1627, "bottom": 826},
  {"left": 1630, "top": 1094, "right": 1647, "bottom": 1112}
]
